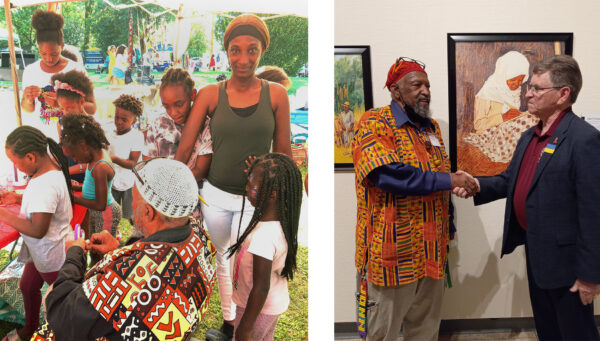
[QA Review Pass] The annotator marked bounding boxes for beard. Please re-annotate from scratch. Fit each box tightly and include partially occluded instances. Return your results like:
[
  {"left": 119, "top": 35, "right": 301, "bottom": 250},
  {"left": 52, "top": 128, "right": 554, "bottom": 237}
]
[
  {"left": 405, "top": 100, "right": 431, "bottom": 119},
  {"left": 398, "top": 92, "right": 431, "bottom": 119},
  {"left": 413, "top": 102, "right": 430, "bottom": 118}
]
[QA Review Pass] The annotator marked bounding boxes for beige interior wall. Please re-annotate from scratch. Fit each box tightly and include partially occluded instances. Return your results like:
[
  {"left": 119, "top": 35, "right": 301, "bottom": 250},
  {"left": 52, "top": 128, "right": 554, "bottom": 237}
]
[{"left": 334, "top": 0, "right": 600, "bottom": 323}]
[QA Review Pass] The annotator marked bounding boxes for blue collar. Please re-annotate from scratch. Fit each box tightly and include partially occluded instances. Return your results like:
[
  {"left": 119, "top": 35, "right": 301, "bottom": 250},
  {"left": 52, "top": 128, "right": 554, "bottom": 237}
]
[{"left": 390, "top": 100, "right": 434, "bottom": 132}]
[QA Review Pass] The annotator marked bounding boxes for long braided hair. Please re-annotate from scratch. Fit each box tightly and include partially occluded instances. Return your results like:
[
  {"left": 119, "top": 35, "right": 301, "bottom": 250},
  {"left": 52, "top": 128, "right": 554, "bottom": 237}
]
[
  {"left": 6, "top": 126, "right": 73, "bottom": 203},
  {"left": 228, "top": 153, "right": 302, "bottom": 280}
]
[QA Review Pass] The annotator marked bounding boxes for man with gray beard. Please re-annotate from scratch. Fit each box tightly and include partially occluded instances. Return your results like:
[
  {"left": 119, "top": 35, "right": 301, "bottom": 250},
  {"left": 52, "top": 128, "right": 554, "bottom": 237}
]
[{"left": 352, "top": 57, "right": 477, "bottom": 341}]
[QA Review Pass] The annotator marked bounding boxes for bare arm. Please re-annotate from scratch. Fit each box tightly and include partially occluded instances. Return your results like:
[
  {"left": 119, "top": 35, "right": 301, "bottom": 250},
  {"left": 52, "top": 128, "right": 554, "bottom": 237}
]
[
  {"left": 111, "top": 151, "right": 141, "bottom": 170},
  {"left": 0, "top": 209, "right": 52, "bottom": 239},
  {"left": 83, "top": 92, "right": 97, "bottom": 115},
  {"left": 235, "top": 255, "right": 272, "bottom": 341},
  {"left": 69, "top": 163, "right": 85, "bottom": 176},
  {"left": 191, "top": 154, "right": 212, "bottom": 182},
  {"left": 174, "top": 85, "right": 218, "bottom": 163},
  {"left": 270, "top": 83, "right": 292, "bottom": 157}
]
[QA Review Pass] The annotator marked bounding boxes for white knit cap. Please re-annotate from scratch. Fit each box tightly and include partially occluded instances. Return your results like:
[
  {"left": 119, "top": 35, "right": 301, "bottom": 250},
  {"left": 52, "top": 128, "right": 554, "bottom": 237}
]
[{"left": 134, "top": 158, "right": 198, "bottom": 218}]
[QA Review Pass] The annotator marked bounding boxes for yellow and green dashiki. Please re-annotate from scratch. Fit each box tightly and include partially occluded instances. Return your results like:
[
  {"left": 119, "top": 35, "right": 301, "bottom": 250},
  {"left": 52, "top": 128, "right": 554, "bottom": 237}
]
[{"left": 353, "top": 105, "right": 451, "bottom": 287}]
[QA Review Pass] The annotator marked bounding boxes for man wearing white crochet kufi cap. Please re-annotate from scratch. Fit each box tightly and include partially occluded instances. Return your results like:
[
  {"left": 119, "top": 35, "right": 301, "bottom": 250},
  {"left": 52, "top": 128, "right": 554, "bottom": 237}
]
[{"left": 33, "top": 158, "right": 216, "bottom": 341}]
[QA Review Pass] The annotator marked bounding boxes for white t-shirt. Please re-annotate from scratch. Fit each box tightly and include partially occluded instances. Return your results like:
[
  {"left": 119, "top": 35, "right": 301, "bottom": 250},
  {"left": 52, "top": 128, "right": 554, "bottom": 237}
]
[
  {"left": 232, "top": 221, "right": 289, "bottom": 315},
  {"left": 21, "top": 59, "right": 88, "bottom": 141},
  {"left": 114, "top": 53, "right": 128, "bottom": 71},
  {"left": 19, "top": 170, "right": 74, "bottom": 273},
  {"left": 105, "top": 125, "right": 144, "bottom": 191}
]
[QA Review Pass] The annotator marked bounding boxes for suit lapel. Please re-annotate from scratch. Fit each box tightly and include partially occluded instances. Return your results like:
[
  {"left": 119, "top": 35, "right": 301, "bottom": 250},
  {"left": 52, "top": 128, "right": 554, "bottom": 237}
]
[{"left": 528, "top": 112, "right": 574, "bottom": 193}]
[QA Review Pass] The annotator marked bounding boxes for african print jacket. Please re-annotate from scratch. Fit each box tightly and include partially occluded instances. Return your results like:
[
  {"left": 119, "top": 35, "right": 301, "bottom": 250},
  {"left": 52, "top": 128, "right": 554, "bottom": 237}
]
[
  {"left": 353, "top": 105, "right": 451, "bottom": 287},
  {"left": 32, "top": 218, "right": 216, "bottom": 341}
]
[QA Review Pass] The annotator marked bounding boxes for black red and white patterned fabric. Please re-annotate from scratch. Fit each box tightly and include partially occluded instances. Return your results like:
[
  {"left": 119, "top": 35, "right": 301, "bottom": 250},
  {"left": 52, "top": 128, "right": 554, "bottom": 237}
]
[{"left": 32, "top": 218, "right": 216, "bottom": 341}]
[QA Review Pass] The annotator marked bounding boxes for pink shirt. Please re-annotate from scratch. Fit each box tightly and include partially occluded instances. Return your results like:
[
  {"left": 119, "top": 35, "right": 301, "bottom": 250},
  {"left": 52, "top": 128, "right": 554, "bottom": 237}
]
[{"left": 232, "top": 221, "right": 289, "bottom": 315}]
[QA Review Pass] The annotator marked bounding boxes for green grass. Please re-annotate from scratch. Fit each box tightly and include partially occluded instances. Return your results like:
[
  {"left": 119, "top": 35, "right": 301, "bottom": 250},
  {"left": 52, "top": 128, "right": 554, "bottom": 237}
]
[
  {"left": 0, "top": 219, "right": 308, "bottom": 340},
  {"left": 192, "top": 246, "right": 308, "bottom": 340}
]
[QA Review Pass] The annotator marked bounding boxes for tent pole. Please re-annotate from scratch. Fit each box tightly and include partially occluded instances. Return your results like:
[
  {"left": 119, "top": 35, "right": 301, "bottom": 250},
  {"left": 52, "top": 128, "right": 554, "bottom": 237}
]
[
  {"left": 4, "top": 0, "right": 22, "bottom": 127},
  {"left": 174, "top": 4, "right": 182, "bottom": 67},
  {"left": 18, "top": 39, "right": 25, "bottom": 69}
]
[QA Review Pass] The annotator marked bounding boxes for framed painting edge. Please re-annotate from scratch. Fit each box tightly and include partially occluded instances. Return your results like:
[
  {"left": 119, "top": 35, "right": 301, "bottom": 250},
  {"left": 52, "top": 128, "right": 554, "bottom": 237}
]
[
  {"left": 447, "top": 32, "right": 573, "bottom": 172},
  {"left": 334, "top": 45, "right": 374, "bottom": 171}
]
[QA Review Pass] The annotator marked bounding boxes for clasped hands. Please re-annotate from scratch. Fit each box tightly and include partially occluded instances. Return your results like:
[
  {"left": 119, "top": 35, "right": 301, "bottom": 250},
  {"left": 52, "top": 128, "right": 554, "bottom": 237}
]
[
  {"left": 65, "top": 230, "right": 120, "bottom": 255},
  {"left": 451, "top": 170, "right": 480, "bottom": 198}
]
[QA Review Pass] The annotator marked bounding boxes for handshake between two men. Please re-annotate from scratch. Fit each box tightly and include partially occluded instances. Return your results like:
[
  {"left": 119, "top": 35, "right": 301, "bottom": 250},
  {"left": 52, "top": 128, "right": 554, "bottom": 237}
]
[{"left": 450, "top": 170, "right": 480, "bottom": 198}]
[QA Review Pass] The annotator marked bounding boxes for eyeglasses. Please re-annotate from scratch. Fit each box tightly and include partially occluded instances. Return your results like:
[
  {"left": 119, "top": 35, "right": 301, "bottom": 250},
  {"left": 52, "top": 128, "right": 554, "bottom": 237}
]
[
  {"left": 132, "top": 157, "right": 164, "bottom": 186},
  {"left": 526, "top": 83, "right": 565, "bottom": 95},
  {"left": 395, "top": 57, "right": 426, "bottom": 70}
]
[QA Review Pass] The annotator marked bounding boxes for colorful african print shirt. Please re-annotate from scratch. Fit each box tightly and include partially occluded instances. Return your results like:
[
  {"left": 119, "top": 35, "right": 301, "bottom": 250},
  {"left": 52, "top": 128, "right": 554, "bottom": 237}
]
[
  {"left": 353, "top": 104, "right": 451, "bottom": 287},
  {"left": 32, "top": 218, "right": 216, "bottom": 341}
]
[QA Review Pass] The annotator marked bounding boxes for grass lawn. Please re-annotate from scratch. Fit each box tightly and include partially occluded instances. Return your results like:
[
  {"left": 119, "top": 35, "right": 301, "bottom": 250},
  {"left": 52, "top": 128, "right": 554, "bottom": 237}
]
[{"left": 0, "top": 218, "right": 308, "bottom": 340}]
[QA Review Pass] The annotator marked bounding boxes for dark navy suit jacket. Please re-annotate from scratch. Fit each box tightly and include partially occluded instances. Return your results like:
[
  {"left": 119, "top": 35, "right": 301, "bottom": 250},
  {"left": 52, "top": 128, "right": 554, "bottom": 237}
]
[{"left": 474, "top": 111, "right": 600, "bottom": 289}]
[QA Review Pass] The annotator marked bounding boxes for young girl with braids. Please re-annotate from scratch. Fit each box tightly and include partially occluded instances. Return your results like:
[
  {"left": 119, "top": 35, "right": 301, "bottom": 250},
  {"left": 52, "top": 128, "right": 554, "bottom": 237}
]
[
  {"left": 21, "top": 10, "right": 95, "bottom": 142},
  {"left": 227, "top": 153, "right": 301, "bottom": 341},
  {"left": 50, "top": 69, "right": 95, "bottom": 183},
  {"left": 60, "top": 114, "right": 121, "bottom": 265},
  {"left": 0, "top": 126, "right": 73, "bottom": 341}
]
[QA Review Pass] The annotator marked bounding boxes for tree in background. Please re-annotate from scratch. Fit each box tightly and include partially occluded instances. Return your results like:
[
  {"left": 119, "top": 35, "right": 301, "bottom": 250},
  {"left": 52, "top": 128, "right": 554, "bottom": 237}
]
[
  {"left": 62, "top": 2, "right": 85, "bottom": 49},
  {"left": 334, "top": 55, "right": 365, "bottom": 114},
  {"left": 215, "top": 13, "right": 308, "bottom": 77},
  {"left": 0, "top": 5, "right": 41, "bottom": 53},
  {"left": 186, "top": 23, "right": 208, "bottom": 58}
]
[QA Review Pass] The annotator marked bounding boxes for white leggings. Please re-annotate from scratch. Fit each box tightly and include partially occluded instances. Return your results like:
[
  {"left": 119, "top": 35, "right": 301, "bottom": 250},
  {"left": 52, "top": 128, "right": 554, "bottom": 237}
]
[{"left": 200, "top": 180, "right": 254, "bottom": 321}]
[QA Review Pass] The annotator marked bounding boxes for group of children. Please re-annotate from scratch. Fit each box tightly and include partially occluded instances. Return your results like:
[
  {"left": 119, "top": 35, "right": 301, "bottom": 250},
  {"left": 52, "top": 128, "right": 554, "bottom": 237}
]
[{"left": 0, "top": 66, "right": 302, "bottom": 340}]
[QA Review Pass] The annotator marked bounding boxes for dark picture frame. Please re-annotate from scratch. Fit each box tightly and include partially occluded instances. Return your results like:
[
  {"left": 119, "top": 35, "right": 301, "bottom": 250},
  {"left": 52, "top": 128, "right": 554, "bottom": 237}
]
[
  {"left": 447, "top": 33, "right": 573, "bottom": 174},
  {"left": 334, "top": 45, "right": 373, "bottom": 170}
]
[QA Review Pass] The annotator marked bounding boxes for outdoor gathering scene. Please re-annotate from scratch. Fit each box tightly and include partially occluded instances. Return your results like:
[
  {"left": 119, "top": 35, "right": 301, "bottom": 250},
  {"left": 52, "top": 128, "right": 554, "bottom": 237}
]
[{"left": 0, "top": 0, "right": 308, "bottom": 340}]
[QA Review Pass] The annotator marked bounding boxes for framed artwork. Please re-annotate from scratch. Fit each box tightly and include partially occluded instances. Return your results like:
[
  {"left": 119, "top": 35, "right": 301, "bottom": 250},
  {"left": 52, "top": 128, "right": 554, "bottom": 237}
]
[
  {"left": 447, "top": 33, "right": 573, "bottom": 175},
  {"left": 334, "top": 45, "right": 373, "bottom": 170}
]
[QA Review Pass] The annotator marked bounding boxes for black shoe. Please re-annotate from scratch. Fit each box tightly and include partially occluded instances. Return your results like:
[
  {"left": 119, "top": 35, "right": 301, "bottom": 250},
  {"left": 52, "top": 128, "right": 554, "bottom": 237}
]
[{"left": 205, "top": 328, "right": 231, "bottom": 341}]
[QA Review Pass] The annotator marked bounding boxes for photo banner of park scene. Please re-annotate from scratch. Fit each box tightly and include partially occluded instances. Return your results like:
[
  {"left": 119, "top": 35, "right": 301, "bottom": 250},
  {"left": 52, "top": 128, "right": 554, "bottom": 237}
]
[{"left": 0, "top": 1, "right": 308, "bottom": 340}]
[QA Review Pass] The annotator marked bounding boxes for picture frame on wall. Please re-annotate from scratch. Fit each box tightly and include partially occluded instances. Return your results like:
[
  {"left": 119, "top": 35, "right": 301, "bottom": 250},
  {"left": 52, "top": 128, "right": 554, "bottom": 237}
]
[
  {"left": 334, "top": 45, "right": 373, "bottom": 170},
  {"left": 447, "top": 33, "right": 573, "bottom": 175}
]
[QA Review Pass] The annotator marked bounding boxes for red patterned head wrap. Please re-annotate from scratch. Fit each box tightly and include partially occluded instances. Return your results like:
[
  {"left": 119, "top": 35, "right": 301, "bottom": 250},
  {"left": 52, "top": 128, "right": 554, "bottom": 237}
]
[{"left": 385, "top": 58, "right": 427, "bottom": 90}]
